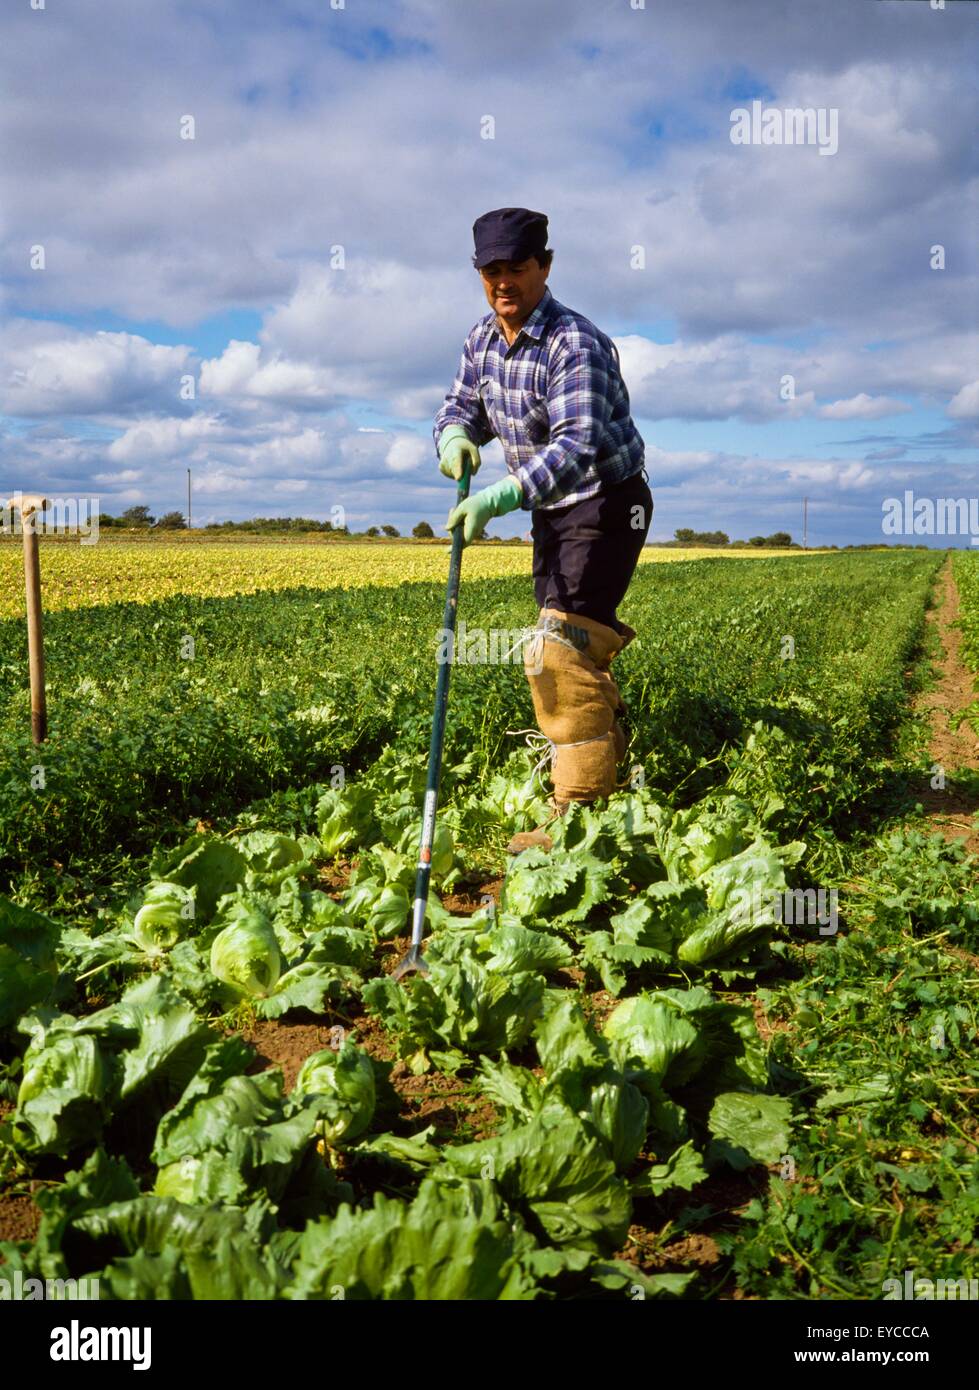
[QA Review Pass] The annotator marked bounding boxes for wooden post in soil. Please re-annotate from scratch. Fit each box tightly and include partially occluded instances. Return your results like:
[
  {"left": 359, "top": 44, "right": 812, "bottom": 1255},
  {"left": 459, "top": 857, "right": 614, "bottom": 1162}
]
[{"left": 5, "top": 494, "right": 49, "bottom": 743}]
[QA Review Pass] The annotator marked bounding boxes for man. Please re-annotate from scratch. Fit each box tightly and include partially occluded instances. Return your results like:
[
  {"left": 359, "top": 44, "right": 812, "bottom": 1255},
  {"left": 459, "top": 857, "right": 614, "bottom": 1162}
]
[{"left": 433, "top": 207, "right": 652, "bottom": 844}]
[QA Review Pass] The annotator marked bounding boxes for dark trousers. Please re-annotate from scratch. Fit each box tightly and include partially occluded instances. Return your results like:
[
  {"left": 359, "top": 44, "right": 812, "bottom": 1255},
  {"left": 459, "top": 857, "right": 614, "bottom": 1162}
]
[{"left": 531, "top": 470, "right": 653, "bottom": 632}]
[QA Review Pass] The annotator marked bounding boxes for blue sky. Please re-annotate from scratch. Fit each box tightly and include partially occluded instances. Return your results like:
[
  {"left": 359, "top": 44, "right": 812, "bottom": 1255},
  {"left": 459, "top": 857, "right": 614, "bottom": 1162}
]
[{"left": 1, "top": 0, "right": 976, "bottom": 545}]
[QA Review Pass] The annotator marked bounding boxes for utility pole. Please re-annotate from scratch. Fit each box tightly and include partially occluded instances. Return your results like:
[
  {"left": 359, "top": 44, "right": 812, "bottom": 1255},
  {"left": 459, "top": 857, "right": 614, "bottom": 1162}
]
[
  {"left": 803, "top": 497, "right": 808, "bottom": 550},
  {"left": 187, "top": 468, "right": 192, "bottom": 529}
]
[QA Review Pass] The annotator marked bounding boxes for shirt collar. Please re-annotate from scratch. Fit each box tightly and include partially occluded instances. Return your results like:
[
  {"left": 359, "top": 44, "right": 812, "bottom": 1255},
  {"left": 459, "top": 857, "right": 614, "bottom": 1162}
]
[{"left": 492, "top": 285, "right": 554, "bottom": 345}]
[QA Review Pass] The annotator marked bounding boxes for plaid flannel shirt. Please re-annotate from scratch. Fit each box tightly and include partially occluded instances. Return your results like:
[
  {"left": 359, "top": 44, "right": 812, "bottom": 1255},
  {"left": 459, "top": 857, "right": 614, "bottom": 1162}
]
[{"left": 433, "top": 286, "right": 646, "bottom": 510}]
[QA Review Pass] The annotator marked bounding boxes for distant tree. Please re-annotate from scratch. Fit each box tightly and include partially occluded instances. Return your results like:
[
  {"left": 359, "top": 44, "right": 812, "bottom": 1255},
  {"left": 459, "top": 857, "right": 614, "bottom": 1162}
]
[
  {"left": 673, "top": 528, "right": 729, "bottom": 547},
  {"left": 748, "top": 535, "right": 767, "bottom": 547},
  {"left": 768, "top": 531, "right": 792, "bottom": 547},
  {"left": 381, "top": 524, "right": 400, "bottom": 538},
  {"left": 365, "top": 526, "right": 379, "bottom": 537},
  {"left": 155, "top": 511, "right": 188, "bottom": 530},
  {"left": 121, "top": 505, "right": 154, "bottom": 527},
  {"left": 97, "top": 513, "right": 119, "bottom": 527},
  {"left": 412, "top": 521, "right": 434, "bottom": 539}
]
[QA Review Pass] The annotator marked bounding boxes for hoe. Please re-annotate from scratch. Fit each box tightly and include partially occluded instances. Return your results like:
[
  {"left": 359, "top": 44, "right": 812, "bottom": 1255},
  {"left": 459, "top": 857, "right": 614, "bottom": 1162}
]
[{"left": 392, "top": 461, "right": 472, "bottom": 981}]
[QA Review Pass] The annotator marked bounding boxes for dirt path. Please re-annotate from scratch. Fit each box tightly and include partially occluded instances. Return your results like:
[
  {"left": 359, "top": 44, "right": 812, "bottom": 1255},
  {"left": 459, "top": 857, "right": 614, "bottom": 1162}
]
[{"left": 912, "top": 556, "right": 979, "bottom": 854}]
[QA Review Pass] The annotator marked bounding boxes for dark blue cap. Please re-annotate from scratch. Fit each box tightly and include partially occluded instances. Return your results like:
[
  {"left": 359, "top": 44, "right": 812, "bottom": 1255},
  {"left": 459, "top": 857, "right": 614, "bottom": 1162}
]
[{"left": 472, "top": 207, "right": 549, "bottom": 269}]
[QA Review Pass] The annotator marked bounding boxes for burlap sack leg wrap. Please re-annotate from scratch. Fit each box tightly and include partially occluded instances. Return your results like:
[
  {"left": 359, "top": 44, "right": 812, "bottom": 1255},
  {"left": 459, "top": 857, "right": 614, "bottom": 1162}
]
[{"left": 523, "top": 608, "right": 635, "bottom": 804}]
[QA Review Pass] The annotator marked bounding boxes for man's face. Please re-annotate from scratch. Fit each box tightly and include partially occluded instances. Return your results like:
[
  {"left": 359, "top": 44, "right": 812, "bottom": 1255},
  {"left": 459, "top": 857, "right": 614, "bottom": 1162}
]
[{"left": 478, "top": 256, "right": 550, "bottom": 328}]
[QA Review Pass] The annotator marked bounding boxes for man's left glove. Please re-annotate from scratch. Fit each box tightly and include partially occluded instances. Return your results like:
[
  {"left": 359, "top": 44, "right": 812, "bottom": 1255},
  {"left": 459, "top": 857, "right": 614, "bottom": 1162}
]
[{"left": 446, "top": 474, "right": 523, "bottom": 546}]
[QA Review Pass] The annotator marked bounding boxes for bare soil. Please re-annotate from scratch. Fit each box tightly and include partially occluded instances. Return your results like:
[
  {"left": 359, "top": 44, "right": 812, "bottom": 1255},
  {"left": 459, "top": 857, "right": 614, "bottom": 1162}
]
[
  {"left": 911, "top": 558, "right": 979, "bottom": 854},
  {"left": 0, "top": 1193, "right": 42, "bottom": 1245},
  {"left": 752, "top": 995, "right": 792, "bottom": 1046},
  {"left": 240, "top": 1018, "right": 349, "bottom": 1092},
  {"left": 440, "top": 874, "right": 504, "bottom": 915}
]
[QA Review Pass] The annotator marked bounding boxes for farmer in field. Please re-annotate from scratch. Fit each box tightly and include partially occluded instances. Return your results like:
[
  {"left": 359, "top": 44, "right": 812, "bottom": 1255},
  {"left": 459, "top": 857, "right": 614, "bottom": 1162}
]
[{"left": 434, "top": 207, "right": 652, "bottom": 842}]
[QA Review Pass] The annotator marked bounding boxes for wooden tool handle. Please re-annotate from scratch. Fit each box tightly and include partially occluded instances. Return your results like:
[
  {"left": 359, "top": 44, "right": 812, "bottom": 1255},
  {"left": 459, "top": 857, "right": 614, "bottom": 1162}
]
[{"left": 6, "top": 495, "right": 49, "bottom": 744}]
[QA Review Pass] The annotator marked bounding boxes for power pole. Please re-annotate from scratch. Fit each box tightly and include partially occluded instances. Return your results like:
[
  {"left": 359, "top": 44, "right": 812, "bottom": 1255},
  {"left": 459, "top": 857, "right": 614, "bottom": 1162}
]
[
  {"left": 187, "top": 468, "right": 192, "bottom": 529},
  {"left": 803, "top": 497, "right": 808, "bottom": 550}
]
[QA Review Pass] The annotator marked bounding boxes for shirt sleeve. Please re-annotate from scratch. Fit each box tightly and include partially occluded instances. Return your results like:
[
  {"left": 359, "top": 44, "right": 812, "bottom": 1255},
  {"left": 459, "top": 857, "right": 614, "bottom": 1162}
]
[
  {"left": 512, "top": 344, "right": 616, "bottom": 508},
  {"left": 433, "top": 335, "right": 496, "bottom": 451}
]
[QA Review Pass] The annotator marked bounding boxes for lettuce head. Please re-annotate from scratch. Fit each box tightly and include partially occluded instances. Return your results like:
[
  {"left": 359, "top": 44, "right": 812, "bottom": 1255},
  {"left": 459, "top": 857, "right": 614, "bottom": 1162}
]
[
  {"left": 209, "top": 909, "right": 283, "bottom": 999},
  {"left": 293, "top": 1039, "right": 376, "bottom": 1145}
]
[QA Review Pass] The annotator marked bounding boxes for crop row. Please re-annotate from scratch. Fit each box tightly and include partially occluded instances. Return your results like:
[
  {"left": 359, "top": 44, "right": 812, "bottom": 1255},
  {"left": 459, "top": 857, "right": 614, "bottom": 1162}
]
[
  {"left": 0, "top": 551, "right": 940, "bottom": 899},
  {"left": 0, "top": 539, "right": 809, "bottom": 619}
]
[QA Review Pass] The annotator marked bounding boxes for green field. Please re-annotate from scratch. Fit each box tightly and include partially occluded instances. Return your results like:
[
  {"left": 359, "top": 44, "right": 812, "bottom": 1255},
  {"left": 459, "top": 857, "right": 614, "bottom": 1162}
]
[{"left": 1, "top": 548, "right": 977, "bottom": 1300}]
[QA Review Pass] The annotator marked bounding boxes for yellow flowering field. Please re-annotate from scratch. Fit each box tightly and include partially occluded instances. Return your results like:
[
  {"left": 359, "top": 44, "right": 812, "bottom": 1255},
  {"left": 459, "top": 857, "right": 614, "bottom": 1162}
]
[{"left": 0, "top": 538, "right": 812, "bottom": 618}]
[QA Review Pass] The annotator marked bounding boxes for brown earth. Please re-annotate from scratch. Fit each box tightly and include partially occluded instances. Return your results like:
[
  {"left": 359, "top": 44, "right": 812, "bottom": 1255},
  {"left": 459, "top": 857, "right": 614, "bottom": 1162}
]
[
  {"left": 643, "top": 1232, "right": 721, "bottom": 1271},
  {"left": 910, "top": 557, "right": 979, "bottom": 854},
  {"left": 0, "top": 1193, "right": 42, "bottom": 1245},
  {"left": 440, "top": 874, "right": 504, "bottom": 916},
  {"left": 752, "top": 995, "right": 792, "bottom": 1046},
  {"left": 384, "top": 1068, "right": 500, "bottom": 1141},
  {"left": 240, "top": 1018, "right": 350, "bottom": 1092}
]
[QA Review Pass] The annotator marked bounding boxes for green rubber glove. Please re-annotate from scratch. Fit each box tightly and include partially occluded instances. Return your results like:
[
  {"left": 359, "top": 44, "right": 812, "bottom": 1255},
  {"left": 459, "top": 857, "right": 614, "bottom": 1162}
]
[
  {"left": 438, "top": 425, "right": 481, "bottom": 481},
  {"left": 446, "top": 475, "right": 523, "bottom": 546}
]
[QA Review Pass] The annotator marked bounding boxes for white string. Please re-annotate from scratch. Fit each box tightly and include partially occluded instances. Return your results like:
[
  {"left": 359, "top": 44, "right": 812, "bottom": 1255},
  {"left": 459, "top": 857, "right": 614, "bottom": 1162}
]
[
  {"left": 495, "top": 627, "right": 538, "bottom": 664},
  {"left": 504, "top": 726, "right": 554, "bottom": 791},
  {"left": 531, "top": 621, "right": 589, "bottom": 657}
]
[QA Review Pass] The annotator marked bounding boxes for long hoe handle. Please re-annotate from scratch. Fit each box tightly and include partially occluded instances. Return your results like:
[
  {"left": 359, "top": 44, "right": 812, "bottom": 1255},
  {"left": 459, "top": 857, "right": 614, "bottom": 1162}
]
[{"left": 392, "top": 462, "right": 471, "bottom": 981}]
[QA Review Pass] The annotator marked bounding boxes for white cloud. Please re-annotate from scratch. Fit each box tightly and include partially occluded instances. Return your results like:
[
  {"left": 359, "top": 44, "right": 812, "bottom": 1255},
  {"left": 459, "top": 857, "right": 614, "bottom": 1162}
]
[
  {"left": 189, "top": 469, "right": 257, "bottom": 497},
  {"left": 1, "top": 326, "right": 192, "bottom": 417},
  {"left": 385, "top": 434, "right": 429, "bottom": 474},
  {"left": 92, "top": 468, "right": 144, "bottom": 483},
  {"left": 199, "top": 339, "right": 340, "bottom": 403},
  {"left": 819, "top": 393, "right": 912, "bottom": 420},
  {"left": 271, "top": 479, "right": 311, "bottom": 494},
  {"left": 947, "top": 380, "right": 979, "bottom": 419},
  {"left": 107, "top": 414, "right": 230, "bottom": 463}
]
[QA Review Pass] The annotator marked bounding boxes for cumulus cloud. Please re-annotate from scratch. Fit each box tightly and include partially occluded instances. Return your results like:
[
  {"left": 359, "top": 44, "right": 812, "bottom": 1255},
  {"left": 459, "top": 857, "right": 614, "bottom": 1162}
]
[
  {"left": 947, "top": 380, "right": 979, "bottom": 419},
  {"left": 1, "top": 326, "right": 192, "bottom": 417},
  {"left": 819, "top": 394, "right": 912, "bottom": 421},
  {"left": 199, "top": 340, "right": 340, "bottom": 405},
  {"left": 385, "top": 435, "right": 429, "bottom": 473},
  {"left": 107, "top": 414, "right": 230, "bottom": 463}
]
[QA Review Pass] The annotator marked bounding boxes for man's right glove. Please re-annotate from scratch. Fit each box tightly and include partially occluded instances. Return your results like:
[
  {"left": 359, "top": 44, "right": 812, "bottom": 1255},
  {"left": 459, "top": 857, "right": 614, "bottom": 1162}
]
[{"left": 438, "top": 425, "right": 481, "bottom": 481}]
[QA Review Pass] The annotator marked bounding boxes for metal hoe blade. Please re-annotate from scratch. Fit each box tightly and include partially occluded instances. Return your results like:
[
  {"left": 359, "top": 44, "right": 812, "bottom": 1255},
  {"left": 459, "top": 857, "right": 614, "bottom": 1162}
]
[{"left": 391, "top": 942, "right": 427, "bottom": 982}]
